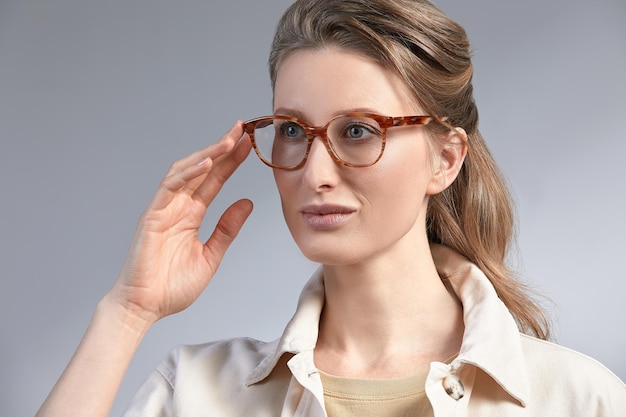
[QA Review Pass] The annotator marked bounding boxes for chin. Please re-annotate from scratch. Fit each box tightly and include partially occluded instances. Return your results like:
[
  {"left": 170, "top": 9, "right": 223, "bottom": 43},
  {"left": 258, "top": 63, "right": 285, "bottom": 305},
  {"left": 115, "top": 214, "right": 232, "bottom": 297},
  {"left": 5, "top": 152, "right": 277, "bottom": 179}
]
[
  {"left": 296, "top": 240, "right": 365, "bottom": 266},
  {"left": 287, "top": 221, "right": 374, "bottom": 266}
]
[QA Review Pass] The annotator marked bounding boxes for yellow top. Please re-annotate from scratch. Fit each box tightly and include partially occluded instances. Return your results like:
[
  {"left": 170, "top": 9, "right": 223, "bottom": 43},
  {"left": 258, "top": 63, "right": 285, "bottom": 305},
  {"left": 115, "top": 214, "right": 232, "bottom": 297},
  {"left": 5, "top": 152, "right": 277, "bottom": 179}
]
[{"left": 319, "top": 369, "right": 433, "bottom": 417}]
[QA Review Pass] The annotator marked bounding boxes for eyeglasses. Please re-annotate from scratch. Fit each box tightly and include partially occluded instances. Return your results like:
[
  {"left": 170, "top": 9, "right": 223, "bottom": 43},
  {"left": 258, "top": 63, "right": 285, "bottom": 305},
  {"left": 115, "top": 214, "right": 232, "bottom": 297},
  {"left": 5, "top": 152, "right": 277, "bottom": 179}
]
[{"left": 243, "top": 113, "right": 448, "bottom": 170}]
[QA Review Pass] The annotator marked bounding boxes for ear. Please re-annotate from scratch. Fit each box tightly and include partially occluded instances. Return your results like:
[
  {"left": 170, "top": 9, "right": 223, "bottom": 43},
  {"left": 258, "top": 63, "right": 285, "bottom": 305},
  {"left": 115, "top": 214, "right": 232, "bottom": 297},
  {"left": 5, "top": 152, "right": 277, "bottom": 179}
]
[{"left": 426, "top": 127, "right": 468, "bottom": 195}]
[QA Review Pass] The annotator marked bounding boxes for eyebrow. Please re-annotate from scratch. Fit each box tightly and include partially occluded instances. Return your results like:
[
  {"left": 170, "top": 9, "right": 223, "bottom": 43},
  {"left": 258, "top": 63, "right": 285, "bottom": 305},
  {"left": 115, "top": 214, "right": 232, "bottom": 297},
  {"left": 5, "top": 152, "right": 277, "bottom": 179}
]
[
  {"left": 273, "top": 107, "right": 307, "bottom": 119},
  {"left": 273, "top": 107, "right": 386, "bottom": 122}
]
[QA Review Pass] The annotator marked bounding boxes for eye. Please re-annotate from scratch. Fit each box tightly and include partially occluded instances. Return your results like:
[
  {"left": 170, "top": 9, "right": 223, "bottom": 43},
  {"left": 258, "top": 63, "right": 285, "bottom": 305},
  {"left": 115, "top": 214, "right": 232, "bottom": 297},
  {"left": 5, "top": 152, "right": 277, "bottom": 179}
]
[
  {"left": 342, "top": 121, "right": 379, "bottom": 140},
  {"left": 278, "top": 121, "right": 306, "bottom": 139},
  {"left": 347, "top": 125, "right": 369, "bottom": 139}
]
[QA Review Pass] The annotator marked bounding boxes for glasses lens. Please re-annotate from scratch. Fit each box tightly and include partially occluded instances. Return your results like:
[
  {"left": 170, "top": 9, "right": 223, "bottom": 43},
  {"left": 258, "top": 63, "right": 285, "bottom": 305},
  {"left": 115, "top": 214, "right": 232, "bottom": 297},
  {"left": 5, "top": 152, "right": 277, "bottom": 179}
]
[
  {"left": 327, "top": 116, "right": 384, "bottom": 166},
  {"left": 253, "top": 118, "right": 308, "bottom": 168}
]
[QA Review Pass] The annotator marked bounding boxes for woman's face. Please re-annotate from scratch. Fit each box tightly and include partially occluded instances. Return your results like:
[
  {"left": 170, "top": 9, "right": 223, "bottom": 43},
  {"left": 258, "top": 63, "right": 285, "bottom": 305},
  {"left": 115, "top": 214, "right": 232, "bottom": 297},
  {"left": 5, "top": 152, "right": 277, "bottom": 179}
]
[{"left": 272, "top": 47, "right": 442, "bottom": 266}]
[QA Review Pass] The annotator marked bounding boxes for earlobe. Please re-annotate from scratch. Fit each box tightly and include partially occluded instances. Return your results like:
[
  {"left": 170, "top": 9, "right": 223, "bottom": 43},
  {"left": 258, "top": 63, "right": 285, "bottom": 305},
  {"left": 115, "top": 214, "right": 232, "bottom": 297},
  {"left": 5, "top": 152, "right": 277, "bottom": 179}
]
[{"left": 426, "top": 127, "right": 468, "bottom": 195}]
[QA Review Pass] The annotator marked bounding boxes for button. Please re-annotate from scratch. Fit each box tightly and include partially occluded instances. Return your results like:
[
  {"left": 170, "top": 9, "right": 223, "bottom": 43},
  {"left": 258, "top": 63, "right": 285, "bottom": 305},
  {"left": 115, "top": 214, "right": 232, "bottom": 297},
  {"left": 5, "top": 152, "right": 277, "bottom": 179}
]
[{"left": 443, "top": 374, "right": 464, "bottom": 400}]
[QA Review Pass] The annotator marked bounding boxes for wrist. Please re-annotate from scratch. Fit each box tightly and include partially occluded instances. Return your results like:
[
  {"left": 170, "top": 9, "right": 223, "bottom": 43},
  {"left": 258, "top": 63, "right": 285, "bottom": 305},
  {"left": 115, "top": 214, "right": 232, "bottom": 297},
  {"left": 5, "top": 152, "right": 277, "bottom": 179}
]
[{"left": 96, "top": 292, "right": 157, "bottom": 338}]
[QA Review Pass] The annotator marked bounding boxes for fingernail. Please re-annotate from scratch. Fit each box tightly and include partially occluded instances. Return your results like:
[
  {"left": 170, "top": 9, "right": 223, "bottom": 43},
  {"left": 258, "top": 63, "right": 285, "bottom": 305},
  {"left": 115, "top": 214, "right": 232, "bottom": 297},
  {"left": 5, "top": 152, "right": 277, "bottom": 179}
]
[{"left": 196, "top": 158, "right": 210, "bottom": 166}]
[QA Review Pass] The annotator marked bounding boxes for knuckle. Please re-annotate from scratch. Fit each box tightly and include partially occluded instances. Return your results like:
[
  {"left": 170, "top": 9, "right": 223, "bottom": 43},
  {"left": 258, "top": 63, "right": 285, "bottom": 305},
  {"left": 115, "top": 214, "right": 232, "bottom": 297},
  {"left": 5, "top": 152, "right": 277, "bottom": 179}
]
[{"left": 167, "top": 158, "right": 184, "bottom": 174}]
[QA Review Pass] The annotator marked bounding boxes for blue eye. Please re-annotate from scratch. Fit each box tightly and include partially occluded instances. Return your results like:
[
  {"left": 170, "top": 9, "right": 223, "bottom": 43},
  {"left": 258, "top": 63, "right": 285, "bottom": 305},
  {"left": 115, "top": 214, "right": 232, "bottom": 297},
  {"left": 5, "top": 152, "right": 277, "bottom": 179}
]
[
  {"left": 279, "top": 121, "right": 305, "bottom": 139},
  {"left": 344, "top": 123, "right": 377, "bottom": 140},
  {"left": 347, "top": 125, "right": 367, "bottom": 138}
]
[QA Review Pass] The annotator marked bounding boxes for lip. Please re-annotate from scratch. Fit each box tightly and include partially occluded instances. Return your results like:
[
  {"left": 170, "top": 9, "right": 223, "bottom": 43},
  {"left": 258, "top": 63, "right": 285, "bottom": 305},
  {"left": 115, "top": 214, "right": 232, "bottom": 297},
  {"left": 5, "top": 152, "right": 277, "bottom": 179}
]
[{"left": 300, "top": 204, "right": 356, "bottom": 230}]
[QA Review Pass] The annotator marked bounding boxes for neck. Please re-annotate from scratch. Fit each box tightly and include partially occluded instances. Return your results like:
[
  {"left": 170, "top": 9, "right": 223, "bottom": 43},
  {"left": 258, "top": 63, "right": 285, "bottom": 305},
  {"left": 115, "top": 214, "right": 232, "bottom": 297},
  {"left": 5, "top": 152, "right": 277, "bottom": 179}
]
[{"left": 315, "top": 235, "right": 464, "bottom": 378}]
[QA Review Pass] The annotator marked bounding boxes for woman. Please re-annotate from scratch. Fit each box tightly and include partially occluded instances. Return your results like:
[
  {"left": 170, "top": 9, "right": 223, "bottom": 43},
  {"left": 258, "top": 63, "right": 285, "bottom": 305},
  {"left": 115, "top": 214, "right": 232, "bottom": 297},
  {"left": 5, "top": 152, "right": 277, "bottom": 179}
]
[{"left": 37, "top": 0, "right": 625, "bottom": 416}]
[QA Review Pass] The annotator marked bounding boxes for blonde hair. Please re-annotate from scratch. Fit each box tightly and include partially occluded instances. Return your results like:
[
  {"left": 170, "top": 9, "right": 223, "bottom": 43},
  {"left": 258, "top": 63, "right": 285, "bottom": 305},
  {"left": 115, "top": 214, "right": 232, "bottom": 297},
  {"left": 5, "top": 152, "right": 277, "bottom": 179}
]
[{"left": 269, "top": 0, "right": 550, "bottom": 339}]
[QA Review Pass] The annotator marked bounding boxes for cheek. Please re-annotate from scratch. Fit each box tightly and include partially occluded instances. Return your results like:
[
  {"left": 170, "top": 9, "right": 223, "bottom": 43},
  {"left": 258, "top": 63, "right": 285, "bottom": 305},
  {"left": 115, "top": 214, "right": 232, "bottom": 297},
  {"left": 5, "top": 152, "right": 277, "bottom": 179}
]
[
  {"left": 273, "top": 170, "right": 291, "bottom": 199},
  {"left": 273, "top": 171, "right": 298, "bottom": 220},
  {"left": 358, "top": 157, "right": 431, "bottom": 226},
  {"left": 377, "top": 141, "right": 434, "bottom": 195}
]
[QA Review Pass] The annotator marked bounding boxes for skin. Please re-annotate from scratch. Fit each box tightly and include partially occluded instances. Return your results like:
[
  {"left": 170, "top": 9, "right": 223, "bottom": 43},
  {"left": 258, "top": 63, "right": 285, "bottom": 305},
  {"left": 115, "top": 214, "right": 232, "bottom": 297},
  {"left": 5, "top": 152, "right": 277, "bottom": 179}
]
[
  {"left": 36, "top": 46, "right": 468, "bottom": 416},
  {"left": 36, "top": 125, "right": 254, "bottom": 417},
  {"left": 273, "top": 47, "right": 468, "bottom": 377}
]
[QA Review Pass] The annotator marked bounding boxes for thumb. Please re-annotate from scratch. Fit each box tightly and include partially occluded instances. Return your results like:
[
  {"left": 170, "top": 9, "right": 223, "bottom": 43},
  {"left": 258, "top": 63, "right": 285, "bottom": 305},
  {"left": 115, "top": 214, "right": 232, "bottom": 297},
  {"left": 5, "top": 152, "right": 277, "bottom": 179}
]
[{"left": 202, "top": 199, "right": 254, "bottom": 270}]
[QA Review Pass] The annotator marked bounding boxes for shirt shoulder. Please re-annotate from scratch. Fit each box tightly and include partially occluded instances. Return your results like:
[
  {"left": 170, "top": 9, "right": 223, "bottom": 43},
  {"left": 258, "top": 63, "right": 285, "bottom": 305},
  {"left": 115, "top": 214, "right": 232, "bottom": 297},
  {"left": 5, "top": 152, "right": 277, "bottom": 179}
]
[
  {"left": 124, "top": 337, "right": 291, "bottom": 417},
  {"left": 157, "top": 337, "right": 280, "bottom": 388},
  {"left": 518, "top": 334, "right": 626, "bottom": 415},
  {"left": 519, "top": 334, "right": 623, "bottom": 381}
]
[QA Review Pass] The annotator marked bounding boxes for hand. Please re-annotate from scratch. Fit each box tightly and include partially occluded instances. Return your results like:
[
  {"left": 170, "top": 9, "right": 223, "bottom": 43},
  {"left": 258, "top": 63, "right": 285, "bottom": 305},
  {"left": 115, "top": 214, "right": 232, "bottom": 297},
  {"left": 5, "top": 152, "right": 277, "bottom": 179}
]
[{"left": 109, "top": 121, "right": 254, "bottom": 328}]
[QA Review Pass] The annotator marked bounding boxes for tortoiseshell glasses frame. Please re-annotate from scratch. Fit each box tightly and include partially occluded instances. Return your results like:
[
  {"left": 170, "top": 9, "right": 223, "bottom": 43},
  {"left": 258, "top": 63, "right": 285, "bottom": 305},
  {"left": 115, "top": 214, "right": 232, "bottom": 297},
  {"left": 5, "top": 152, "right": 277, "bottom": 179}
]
[{"left": 243, "top": 113, "right": 449, "bottom": 170}]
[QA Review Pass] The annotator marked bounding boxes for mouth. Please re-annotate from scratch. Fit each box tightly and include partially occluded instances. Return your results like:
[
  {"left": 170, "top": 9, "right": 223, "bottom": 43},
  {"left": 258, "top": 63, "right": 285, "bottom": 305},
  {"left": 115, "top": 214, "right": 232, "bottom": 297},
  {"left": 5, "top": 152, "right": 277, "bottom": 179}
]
[
  {"left": 301, "top": 204, "right": 356, "bottom": 215},
  {"left": 300, "top": 204, "right": 356, "bottom": 230}
]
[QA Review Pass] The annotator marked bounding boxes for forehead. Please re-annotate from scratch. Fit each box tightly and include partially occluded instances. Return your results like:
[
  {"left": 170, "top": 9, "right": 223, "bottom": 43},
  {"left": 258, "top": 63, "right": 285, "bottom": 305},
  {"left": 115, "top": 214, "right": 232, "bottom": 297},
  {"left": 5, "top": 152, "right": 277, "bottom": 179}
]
[{"left": 273, "top": 47, "right": 420, "bottom": 121}]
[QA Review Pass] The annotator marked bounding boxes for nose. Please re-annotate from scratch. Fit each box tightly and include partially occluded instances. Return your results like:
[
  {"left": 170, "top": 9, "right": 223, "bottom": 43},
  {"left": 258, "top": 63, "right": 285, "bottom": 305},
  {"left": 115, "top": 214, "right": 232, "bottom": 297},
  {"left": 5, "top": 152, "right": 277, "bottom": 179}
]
[{"left": 301, "top": 136, "right": 339, "bottom": 191}]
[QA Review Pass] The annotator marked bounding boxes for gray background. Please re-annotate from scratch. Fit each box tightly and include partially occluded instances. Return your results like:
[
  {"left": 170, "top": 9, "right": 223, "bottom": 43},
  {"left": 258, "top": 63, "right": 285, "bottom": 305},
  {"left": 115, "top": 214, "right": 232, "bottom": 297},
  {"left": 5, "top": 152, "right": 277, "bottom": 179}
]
[{"left": 1, "top": 0, "right": 624, "bottom": 415}]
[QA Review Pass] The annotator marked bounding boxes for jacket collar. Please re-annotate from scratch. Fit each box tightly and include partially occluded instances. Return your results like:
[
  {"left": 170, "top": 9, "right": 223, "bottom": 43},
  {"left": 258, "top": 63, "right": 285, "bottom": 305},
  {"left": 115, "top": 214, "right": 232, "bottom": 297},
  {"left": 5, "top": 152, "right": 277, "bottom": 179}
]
[
  {"left": 245, "top": 244, "right": 530, "bottom": 406},
  {"left": 430, "top": 244, "right": 529, "bottom": 406},
  {"left": 245, "top": 271, "right": 324, "bottom": 384}
]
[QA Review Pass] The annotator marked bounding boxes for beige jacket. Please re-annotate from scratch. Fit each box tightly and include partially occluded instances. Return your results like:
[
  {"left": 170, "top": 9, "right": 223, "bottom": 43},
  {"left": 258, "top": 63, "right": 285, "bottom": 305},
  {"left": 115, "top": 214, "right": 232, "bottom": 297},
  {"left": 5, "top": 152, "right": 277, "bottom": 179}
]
[{"left": 123, "top": 244, "right": 626, "bottom": 416}]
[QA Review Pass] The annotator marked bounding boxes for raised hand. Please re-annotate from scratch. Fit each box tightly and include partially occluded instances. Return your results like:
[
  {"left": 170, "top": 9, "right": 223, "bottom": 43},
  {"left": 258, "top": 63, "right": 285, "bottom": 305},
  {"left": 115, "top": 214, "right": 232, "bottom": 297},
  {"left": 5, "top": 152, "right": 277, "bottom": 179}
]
[
  {"left": 36, "top": 122, "right": 254, "bottom": 417},
  {"left": 109, "top": 121, "right": 254, "bottom": 327}
]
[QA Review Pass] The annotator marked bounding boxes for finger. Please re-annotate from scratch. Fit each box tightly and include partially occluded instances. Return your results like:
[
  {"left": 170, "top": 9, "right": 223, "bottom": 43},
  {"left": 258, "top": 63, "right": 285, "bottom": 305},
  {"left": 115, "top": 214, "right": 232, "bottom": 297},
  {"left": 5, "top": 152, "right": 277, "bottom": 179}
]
[
  {"left": 166, "top": 122, "right": 243, "bottom": 177},
  {"left": 202, "top": 198, "right": 254, "bottom": 273},
  {"left": 147, "top": 158, "right": 214, "bottom": 212},
  {"left": 148, "top": 123, "right": 244, "bottom": 211},
  {"left": 191, "top": 132, "right": 252, "bottom": 206},
  {"left": 170, "top": 122, "right": 246, "bottom": 197}
]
